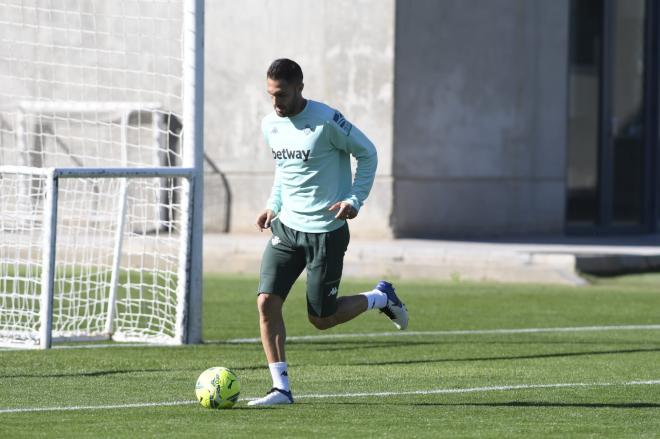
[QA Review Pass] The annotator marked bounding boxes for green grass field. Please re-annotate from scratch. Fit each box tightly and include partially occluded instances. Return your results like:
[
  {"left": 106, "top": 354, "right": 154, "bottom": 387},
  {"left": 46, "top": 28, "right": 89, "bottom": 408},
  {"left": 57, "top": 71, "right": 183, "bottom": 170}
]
[{"left": 2, "top": 273, "right": 660, "bottom": 438}]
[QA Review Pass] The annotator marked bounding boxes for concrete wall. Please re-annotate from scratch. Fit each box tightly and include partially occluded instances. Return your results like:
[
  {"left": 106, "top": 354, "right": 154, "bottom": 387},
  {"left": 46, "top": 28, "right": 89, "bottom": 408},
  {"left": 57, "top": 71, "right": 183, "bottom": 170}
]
[
  {"left": 392, "top": 0, "right": 569, "bottom": 237},
  {"left": 0, "top": 1, "right": 573, "bottom": 239},
  {"left": 204, "top": 0, "right": 396, "bottom": 237}
]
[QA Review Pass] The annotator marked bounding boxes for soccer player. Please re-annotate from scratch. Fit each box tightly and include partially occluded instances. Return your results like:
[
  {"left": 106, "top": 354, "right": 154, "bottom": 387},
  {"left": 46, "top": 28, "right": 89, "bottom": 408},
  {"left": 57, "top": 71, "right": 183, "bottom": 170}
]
[{"left": 248, "top": 59, "right": 408, "bottom": 406}]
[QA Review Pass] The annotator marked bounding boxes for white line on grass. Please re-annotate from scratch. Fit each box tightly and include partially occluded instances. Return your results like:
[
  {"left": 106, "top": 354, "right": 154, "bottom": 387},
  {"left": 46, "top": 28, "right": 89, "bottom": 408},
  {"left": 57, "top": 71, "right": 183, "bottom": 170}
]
[
  {"left": 219, "top": 324, "right": 660, "bottom": 344},
  {"left": 288, "top": 379, "right": 660, "bottom": 400},
  {"left": 0, "top": 400, "right": 197, "bottom": 414},
  {"left": 1, "top": 324, "right": 659, "bottom": 352},
  {"left": 1, "top": 379, "right": 659, "bottom": 414}
]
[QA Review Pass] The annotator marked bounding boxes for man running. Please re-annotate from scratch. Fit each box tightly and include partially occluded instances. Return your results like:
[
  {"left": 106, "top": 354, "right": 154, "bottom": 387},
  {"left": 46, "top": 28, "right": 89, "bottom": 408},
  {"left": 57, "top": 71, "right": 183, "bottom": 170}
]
[{"left": 249, "top": 58, "right": 408, "bottom": 406}]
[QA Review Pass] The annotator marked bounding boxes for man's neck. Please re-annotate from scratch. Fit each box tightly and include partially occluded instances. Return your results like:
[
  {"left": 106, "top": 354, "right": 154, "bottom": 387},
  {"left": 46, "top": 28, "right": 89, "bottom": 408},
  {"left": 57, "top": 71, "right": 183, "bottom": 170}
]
[{"left": 290, "top": 98, "right": 307, "bottom": 118}]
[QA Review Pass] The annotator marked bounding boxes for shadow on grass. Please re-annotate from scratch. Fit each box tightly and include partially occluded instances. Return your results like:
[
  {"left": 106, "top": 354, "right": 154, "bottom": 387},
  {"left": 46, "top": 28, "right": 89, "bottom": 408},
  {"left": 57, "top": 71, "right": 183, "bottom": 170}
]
[
  {"left": 290, "top": 340, "right": 443, "bottom": 352},
  {"left": 316, "top": 401, "right": 660, "bottom": 409},
  {"left": 412, "top": 401, "right": 660, "bottom": 409},
  {"left": 347, "top": 347, "right": 660, "bottom": 366},
  {"left": 1, "top": 364, "right": 266, "bottom": 379},
  {"left": 283, "top": 339, "right": 659, "bottom": 352}
]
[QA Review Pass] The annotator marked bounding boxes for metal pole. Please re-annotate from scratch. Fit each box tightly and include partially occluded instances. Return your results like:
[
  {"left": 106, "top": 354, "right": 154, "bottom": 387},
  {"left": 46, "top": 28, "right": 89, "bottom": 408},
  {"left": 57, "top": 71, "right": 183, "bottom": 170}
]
[
  {"left": 39, "top": 170, "right": 58, "bottom": 349},
  {"left": 105, "top": 111, "right": 131, "bottom": 337},
  {"left": 178, "top": 0, "right": 204, "bottom": 344}
]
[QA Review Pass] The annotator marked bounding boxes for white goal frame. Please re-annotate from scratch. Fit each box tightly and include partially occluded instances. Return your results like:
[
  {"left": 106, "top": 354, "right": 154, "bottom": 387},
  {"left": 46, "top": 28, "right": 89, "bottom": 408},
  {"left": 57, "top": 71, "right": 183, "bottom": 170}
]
[{"left": 0, "top": 0, "right": 204, "bottom": 349}]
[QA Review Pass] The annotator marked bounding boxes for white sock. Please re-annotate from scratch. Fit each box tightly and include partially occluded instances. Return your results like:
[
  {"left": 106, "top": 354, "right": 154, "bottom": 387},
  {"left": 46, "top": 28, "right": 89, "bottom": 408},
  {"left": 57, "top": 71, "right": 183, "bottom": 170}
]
[
  {"left": 269, "top": 361, "right": 290, "bottom": 391},
  {"left": 361, "top": 289, "right": 388, "bottom": 310}
]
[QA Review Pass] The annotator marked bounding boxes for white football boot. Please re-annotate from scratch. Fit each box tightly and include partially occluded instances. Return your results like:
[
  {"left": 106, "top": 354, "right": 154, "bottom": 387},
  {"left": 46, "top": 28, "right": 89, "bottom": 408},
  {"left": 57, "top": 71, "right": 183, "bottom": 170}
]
[
  {"left": 247, "top": 388, "right": 294, "bottom": 406},
  {"left": 376, "top": 281, "right": 409, "bottom": 330}
]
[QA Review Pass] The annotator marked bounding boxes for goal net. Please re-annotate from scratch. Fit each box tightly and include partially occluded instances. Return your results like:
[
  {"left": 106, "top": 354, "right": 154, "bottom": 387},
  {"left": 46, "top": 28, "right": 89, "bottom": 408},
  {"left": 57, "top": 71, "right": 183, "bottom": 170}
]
[{"left": 0, "top": 1, "right": 204, "bottom": 349}]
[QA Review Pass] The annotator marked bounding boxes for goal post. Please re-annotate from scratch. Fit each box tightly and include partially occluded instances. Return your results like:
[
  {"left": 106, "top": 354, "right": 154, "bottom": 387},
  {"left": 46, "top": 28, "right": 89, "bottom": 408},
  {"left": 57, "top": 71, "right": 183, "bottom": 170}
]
[
  {"left": 182, "top": 0, "right": 205, "bottom": 347},
  {"left": 0, "top": 0, "right": 204, "bottom": 349}
]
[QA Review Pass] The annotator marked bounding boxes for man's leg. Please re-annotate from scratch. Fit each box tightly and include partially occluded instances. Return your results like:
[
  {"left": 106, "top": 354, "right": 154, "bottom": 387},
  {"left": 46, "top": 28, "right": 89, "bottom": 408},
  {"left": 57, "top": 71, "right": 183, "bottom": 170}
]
[
  {"left": 305, "top": 224, "right": 408, "bottom": 331},
  {"left": 249, "top": 220, "right": 302, "bottom": 407},
  {"left": 248, "top": 292, "right": 294, "bottom": 406},
  {"left": 257, "top": 293, "right": 286, "bottom": 363},
  {"left": 308, "top": 282, "right": 407, "bottom": 331},
  {"left": 308, "top": 294, "right": 367, "bottom": 330}
]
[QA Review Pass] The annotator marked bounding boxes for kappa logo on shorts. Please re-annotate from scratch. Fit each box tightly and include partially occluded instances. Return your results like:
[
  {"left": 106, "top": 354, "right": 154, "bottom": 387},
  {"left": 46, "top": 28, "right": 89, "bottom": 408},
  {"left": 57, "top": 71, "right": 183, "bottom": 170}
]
[
  {"left": 271, "top": 236, "right": 281, "bottom": 246},
  {"left": 329, "top": 287, "right": 338, "bottom": 296}
]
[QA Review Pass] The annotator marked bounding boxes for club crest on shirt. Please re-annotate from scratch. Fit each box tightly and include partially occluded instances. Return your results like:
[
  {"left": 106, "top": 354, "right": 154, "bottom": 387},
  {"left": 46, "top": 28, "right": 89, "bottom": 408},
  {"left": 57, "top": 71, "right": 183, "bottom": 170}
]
[
  {"left": 270, "top": 126, "right": 278, "bottom": 135},
  {"left": 303, "top": 124, "right": 313, "bottom": 135},
  {"left": 332, "top": 111, "right": 352, "bottom": 136}
]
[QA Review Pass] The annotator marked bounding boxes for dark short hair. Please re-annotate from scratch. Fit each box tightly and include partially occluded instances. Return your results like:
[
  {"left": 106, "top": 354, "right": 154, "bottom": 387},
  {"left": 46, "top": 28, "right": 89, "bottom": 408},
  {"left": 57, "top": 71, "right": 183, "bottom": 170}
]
[{"left": 267, "top": 58, "right": 303, "bottom": 84}]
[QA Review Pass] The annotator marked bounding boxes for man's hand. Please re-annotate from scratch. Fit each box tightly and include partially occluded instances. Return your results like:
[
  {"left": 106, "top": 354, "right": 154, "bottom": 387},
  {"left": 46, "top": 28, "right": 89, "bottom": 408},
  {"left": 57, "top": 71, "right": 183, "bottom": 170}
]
[
  {"left": 256, "top": 209, "right": 275, "bottom": 232},
  {"left": 328, "top": 201, "right": 358, "bottom": 220}
]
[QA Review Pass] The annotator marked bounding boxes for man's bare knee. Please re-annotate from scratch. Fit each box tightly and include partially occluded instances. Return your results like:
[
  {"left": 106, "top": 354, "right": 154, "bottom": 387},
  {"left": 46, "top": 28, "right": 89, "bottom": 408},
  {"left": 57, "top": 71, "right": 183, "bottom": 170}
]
[
  {"left": 257, "top": 293, "right": 283, "bottom": 319},
  {"left": 308, "top": 314, "right": 337, "bottom": 330}
]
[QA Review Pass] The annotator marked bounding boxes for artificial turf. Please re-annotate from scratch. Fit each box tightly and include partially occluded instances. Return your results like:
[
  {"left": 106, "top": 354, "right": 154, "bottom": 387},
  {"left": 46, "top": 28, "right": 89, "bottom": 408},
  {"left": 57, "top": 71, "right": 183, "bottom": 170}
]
[{"left": 1, "top": 273, "right": 659, "bottom": 438}]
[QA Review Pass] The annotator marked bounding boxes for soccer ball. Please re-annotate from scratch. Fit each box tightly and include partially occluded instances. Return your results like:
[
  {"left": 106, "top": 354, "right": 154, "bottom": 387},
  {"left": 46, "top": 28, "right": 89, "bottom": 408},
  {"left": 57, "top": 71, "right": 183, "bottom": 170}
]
[{"left": 195, "top": 367, "right": 241, "bottom": 409}]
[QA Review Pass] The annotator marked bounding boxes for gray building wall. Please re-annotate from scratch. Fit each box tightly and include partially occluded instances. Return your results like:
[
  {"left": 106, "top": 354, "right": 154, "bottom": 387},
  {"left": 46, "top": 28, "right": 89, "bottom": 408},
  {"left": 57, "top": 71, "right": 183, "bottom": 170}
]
[
  {"left": 392, "top": 0, "right": 569, "bottom": 237},
  {"left": 204, "top": 0, "right": 395, "bottom": 238},
  {"left": 1, "top": 0, "right": 572, "bottom": 239}
]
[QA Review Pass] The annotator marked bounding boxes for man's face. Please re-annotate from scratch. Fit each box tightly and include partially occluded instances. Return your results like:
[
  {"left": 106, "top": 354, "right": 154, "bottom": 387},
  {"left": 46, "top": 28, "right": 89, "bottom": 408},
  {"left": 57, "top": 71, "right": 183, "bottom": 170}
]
[{"left": 267, "top": 78, "right": 303, "bottom": 117}]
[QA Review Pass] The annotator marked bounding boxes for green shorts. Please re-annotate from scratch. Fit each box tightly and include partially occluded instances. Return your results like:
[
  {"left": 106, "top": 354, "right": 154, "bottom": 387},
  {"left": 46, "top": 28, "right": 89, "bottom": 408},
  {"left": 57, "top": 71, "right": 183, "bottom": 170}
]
[{"left": 258, "top": 218, "right": 350, "bottom": 318}]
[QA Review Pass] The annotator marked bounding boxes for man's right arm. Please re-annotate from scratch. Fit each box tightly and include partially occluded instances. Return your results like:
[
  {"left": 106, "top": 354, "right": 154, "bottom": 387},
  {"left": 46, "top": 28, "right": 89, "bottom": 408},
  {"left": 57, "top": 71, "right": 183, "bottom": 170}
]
[
  {"left": 266, "top": 165, "right": 282, "bottom": 215},
  {"left": 256, "top": 119, "right": 281, "bottom": 231},
  {"left": 256, "top": 163, "right": 282, "bottom": 231}
]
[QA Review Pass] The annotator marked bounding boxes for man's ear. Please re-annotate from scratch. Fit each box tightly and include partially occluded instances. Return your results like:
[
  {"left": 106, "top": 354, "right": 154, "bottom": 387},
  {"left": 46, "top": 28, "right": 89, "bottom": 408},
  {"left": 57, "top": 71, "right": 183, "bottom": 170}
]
[{"left": 297, "top": 82, "right": 304, "bottom": 94}]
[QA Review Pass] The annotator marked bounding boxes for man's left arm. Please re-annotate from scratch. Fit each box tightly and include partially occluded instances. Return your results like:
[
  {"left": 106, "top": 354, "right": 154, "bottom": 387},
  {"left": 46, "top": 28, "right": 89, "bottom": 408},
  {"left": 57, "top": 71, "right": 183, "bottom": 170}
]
[{"left": 327, "top": 113, "right": 378, "bottom": 215}]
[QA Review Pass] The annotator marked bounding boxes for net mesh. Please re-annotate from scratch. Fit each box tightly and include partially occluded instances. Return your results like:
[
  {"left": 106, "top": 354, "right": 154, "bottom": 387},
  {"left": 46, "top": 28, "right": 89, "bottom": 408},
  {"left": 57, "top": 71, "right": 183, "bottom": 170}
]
[
  {"left": 0, "top": 172, "right": 46, "bottom": 345},
  {"left": 0, "top": 0, "right": 189, "bottom": 348},
  {"left": 0, "top": 0, "right": 183, "bottom": 167},
  {"left": 0, "top": 171, "right": 186, "bottom": 346},
  {"left": 53, "top": 177, "right": 184, "bottom": 340}
]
